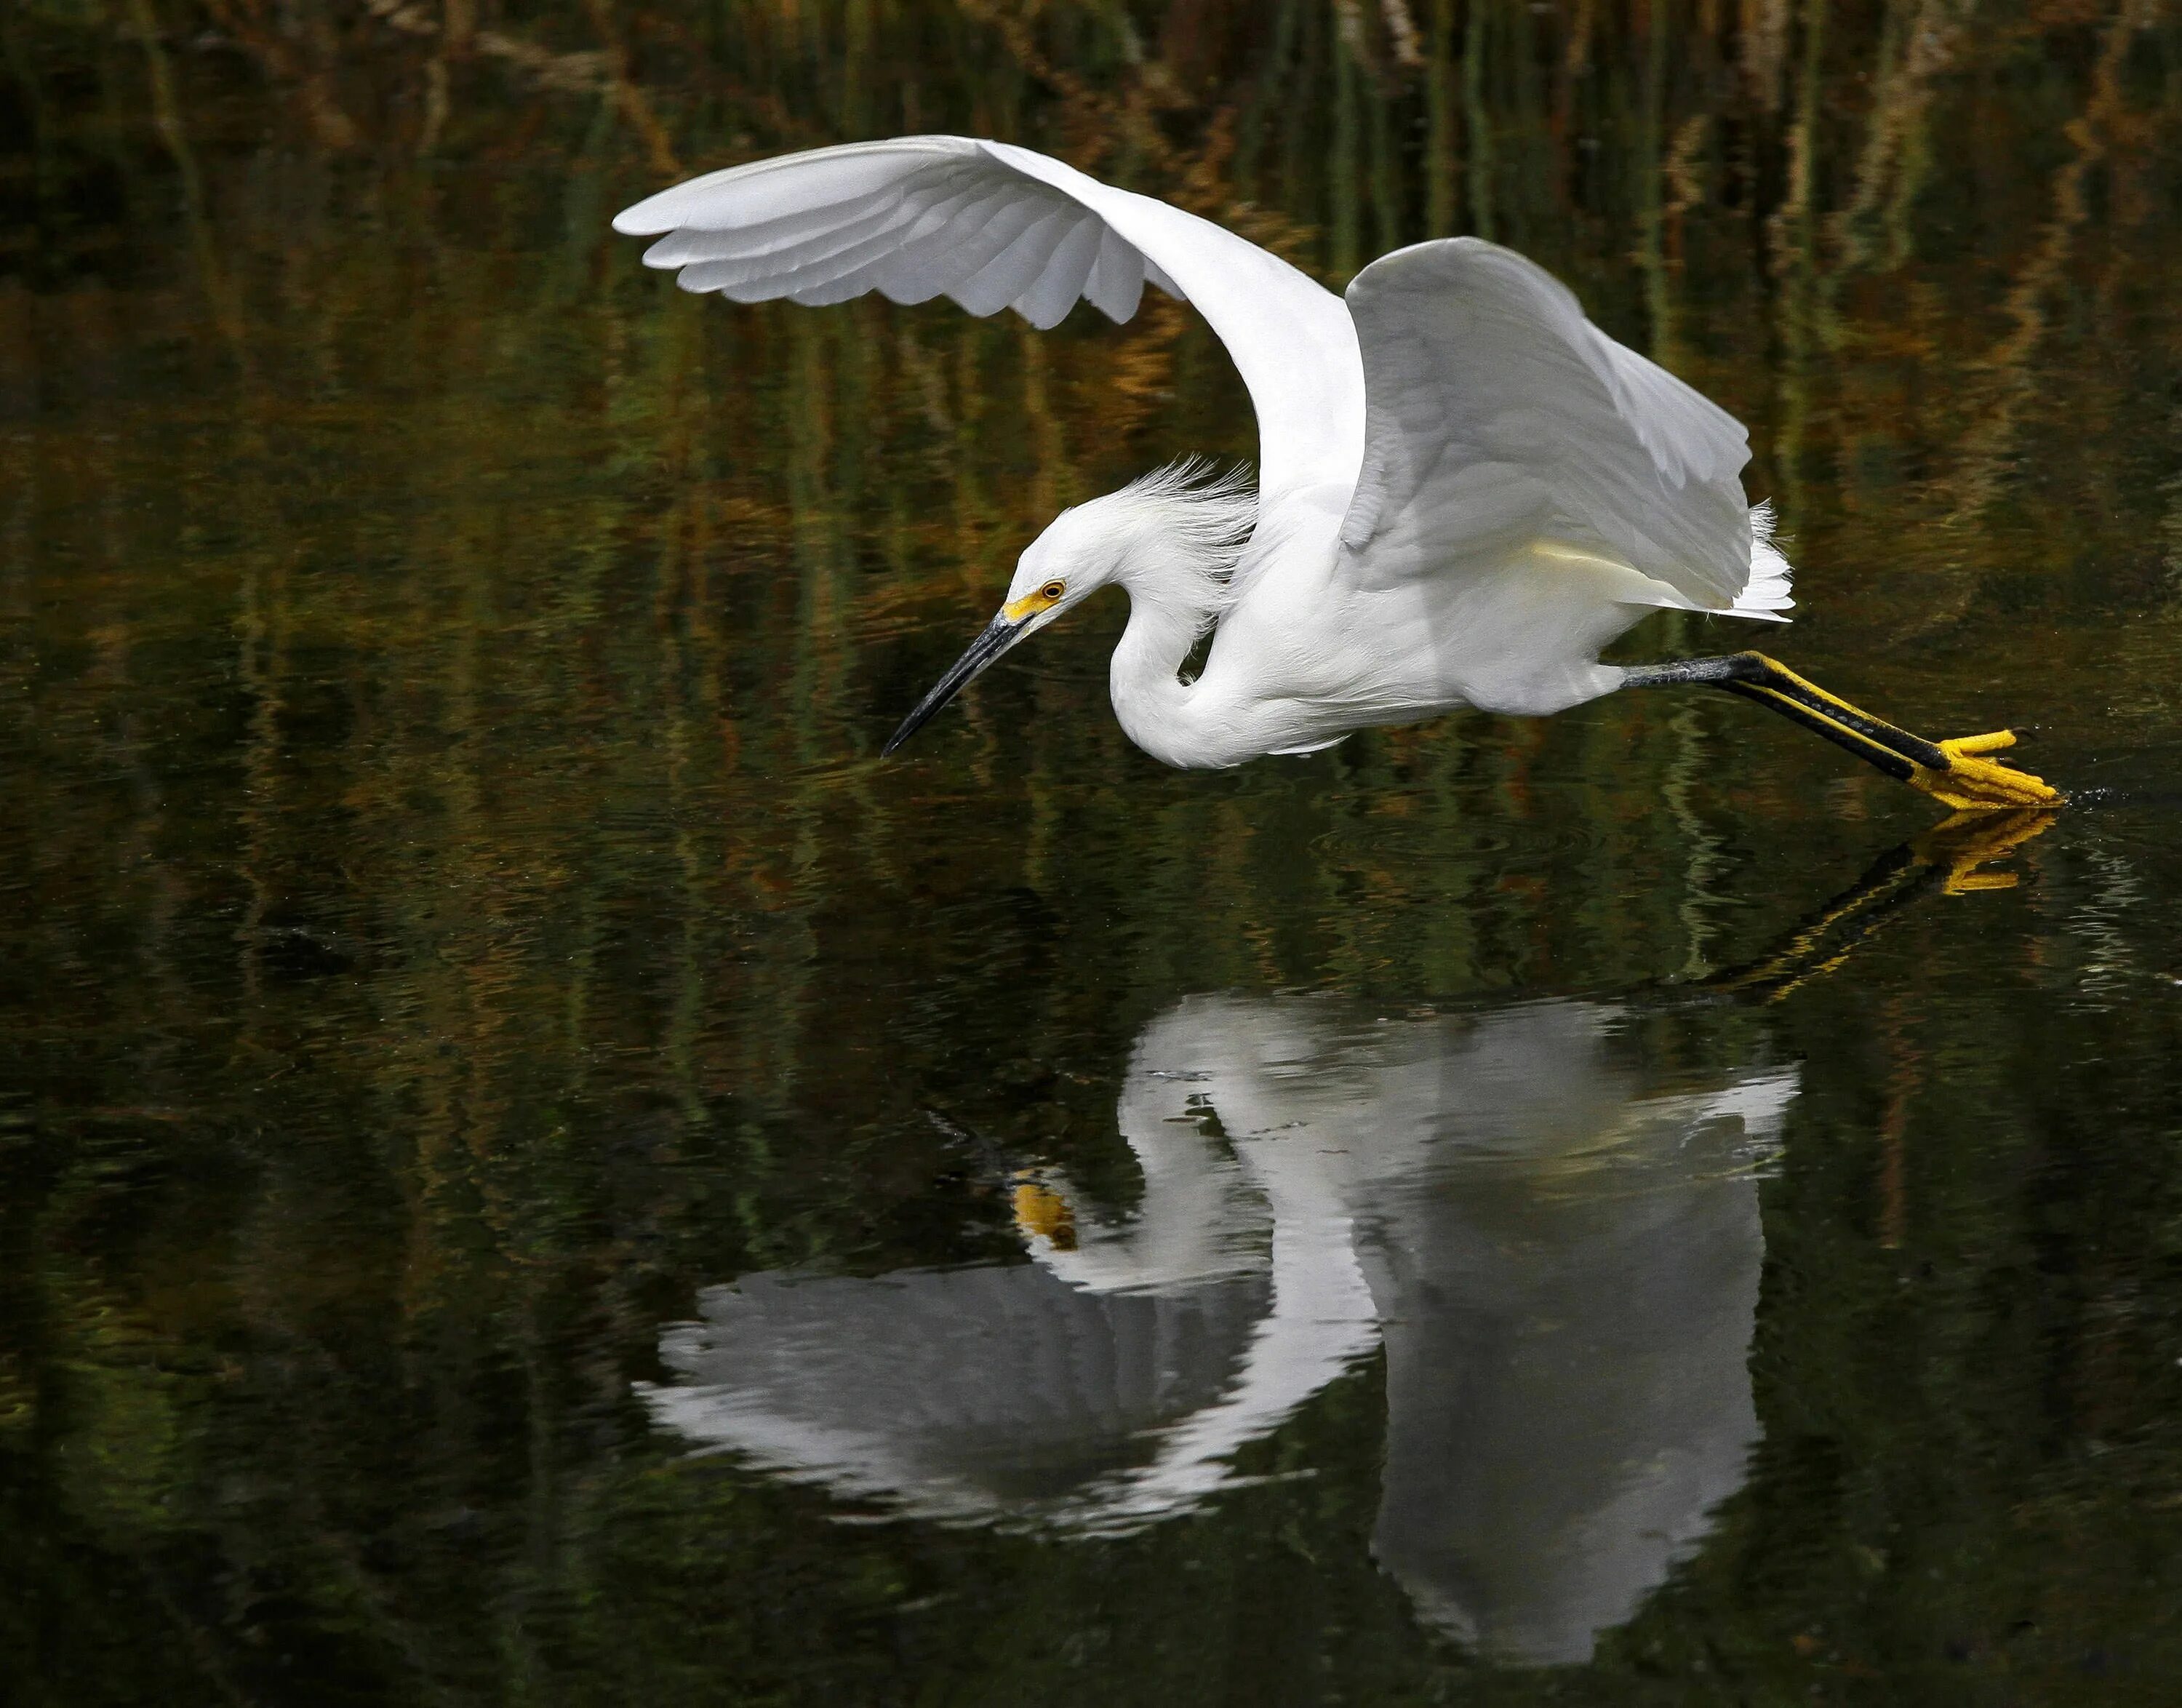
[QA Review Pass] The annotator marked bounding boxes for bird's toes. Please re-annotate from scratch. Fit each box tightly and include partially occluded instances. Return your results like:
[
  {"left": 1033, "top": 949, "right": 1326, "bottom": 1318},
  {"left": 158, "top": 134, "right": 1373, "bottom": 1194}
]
[
  {"left": 1940, "top": 729, "right": 2019, "bottom": 758},
  {"left": 1912, "top": 807, "right": 2058, "bottom": 893},
  {"left": 1909, "top": 732, "right": 2064, "bottom": 811}
]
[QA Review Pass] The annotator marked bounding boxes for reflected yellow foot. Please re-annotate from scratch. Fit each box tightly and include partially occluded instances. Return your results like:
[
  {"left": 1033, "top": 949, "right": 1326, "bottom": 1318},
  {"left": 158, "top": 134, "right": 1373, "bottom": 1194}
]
[
  {"left": 1011, "top": 1174, "right": 1076, "bottom": 1251},
  {"left": 1911, "top": 806, "right": 2057, "bottom": 893},
  {"left": 1906, "top": 730, "right": 2063, "bottom": 812}
]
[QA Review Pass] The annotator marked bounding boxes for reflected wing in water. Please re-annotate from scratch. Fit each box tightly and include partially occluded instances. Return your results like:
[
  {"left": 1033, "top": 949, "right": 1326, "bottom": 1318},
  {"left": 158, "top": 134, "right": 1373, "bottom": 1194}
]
[
  {"left": 1116, "top": 995, "right": 1792, "bottom": 1662},
  {"left": 643, "top": 996, "right": 1795, "bottom": 1659},
  {"left": 644, "top": 1262, "right": 1268, "bottom": 1524},
  {"left": 1362, "top": 1051, "right": 1793, "bottom": 1664}
]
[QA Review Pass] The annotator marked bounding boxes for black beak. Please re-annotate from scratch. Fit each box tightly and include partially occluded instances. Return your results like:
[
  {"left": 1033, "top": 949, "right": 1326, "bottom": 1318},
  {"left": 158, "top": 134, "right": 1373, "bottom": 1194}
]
[{"left": 883, "top": 611, "right": 1026, "bottom": 756}]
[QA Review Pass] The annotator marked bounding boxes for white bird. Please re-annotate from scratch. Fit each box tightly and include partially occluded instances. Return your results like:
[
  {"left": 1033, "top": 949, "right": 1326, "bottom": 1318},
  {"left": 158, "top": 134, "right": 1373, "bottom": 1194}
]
[
  {"left": 614, "top": 136, "right": 2056, "bottom": 811},
  {"left": 643, "top": 993, "right": 1796, "bottom": 1663}
]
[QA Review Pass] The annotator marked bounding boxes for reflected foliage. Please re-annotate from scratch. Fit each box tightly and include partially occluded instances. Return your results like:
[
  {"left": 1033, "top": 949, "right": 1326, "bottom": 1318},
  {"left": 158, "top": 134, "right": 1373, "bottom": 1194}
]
[{"left": 4, "top": 1, "right": 2182, "bottom": 1702}]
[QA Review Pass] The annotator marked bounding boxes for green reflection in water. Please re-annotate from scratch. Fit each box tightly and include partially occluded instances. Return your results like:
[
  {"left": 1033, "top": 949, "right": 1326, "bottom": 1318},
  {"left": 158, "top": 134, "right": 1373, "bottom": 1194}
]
[{"left": 4, "top": 2, "right": 2182, "bottom": 1703}]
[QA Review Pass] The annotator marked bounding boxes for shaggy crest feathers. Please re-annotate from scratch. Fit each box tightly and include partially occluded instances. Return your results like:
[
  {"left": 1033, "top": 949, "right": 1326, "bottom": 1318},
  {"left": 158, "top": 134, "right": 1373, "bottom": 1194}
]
[{"left": 1105, "top": 458, "right": 1259, "bottom": 622}]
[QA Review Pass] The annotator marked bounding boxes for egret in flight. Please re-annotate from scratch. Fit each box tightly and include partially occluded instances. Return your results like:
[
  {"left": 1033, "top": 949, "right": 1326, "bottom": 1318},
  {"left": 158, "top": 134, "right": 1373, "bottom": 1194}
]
[{"left": 615, "top": 137, "right": 2057, "bottom": 811}]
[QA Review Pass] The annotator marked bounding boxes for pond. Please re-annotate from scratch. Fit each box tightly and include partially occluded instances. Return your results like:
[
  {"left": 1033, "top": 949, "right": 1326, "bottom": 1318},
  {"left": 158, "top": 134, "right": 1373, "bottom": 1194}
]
[{"left": 5, "top": 3, "right": 2182, "bottom": 1702}]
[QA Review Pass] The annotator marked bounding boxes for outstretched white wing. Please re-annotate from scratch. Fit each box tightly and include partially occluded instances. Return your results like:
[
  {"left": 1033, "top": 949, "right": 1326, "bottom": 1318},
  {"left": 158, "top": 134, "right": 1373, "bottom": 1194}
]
[
  {"left": 1338, "top": 239, "right": 1757, "bottom": 610},
  {"left": 614, "top": 136, "right": 1364, "bottom": 506}
]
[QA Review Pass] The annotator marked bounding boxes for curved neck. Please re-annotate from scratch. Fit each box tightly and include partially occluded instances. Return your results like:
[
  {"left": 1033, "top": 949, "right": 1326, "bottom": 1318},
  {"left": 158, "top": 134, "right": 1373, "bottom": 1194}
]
[{"left": 1108, "top": 580, "right": 1213, "bottom": 770}]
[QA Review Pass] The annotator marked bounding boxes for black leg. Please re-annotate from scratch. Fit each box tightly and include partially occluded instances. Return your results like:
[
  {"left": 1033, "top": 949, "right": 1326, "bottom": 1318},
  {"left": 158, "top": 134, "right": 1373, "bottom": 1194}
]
[
  {"left": 1620, "top": 652, "right": 2062, "bottom": 809},
  {"left": 1696, "top": 809, "right": 2054, "bottom": 1000}
]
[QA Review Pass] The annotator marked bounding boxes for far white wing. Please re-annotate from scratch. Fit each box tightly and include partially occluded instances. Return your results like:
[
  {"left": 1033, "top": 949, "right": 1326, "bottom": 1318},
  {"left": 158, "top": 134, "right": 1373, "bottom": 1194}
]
[
  {"left": 1339, "top": 239, "right": 1754, "bottom": 609},
  {"left": 614, "top": 136, "right": 1364, "bottom": 506}
]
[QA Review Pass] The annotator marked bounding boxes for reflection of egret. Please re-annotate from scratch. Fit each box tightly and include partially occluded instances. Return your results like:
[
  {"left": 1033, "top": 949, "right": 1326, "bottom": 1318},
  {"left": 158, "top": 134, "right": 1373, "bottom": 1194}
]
[
  {"left": 616, "top": 136, "right": 2056, "bottom": 810},
  {"left": 643, "top": 997, "right": 1794, "bottom": 1664}
]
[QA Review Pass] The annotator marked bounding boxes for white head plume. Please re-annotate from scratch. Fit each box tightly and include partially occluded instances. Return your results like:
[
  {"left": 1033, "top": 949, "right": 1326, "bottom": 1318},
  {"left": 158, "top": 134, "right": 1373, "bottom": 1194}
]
[{"left": 1011, "top": 458, "right": 1259, "bottom": 623}]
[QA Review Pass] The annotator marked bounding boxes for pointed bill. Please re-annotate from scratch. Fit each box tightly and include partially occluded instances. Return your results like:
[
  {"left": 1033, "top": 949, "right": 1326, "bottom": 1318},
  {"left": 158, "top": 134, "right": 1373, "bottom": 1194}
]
[{"left": 882, "top": 610, "right": 1028, "bottom": 756}]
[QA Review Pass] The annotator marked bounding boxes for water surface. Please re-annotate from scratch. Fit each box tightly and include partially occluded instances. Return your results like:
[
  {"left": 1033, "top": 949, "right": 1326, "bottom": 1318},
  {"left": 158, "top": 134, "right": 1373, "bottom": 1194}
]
[{"left": 6, "top": 4, "right": 2182, "bottom": 1703}]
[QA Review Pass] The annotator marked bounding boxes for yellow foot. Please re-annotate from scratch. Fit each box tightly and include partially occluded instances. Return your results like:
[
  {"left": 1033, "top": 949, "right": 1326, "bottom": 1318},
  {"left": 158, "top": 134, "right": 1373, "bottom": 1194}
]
[
  {"left": 1907, "top": 730, "right": 2063, "bottom": 812},
  {"left": 1910, "top": 806, "right": 2057, "bottom": 893},
  {"left": 1010, "top": 1173, "right": 1077, "bottom": 1251}
]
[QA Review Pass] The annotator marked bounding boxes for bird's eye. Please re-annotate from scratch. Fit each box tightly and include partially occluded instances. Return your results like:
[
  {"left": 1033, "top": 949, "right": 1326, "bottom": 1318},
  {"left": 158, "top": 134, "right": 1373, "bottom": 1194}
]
[{"left": 1040, "top": 580, "right": 1066, "bottom": 602}]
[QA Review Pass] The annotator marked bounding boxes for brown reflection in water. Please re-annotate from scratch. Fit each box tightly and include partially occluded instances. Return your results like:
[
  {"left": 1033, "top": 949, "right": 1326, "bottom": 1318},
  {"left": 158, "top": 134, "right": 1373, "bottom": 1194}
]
[{"left": 3, "top": 3, "right": 2182, "bottom": 1702}]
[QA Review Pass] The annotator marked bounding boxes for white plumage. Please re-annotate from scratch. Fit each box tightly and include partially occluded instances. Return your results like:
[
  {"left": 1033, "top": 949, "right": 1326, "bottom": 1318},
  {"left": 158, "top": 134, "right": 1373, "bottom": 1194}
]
[
  {"left": 642, "top": 994, "right": 1796, "bottom": 1661},
  {"left": 615, "top": 135, "right": 1792, "bottom": 770}
]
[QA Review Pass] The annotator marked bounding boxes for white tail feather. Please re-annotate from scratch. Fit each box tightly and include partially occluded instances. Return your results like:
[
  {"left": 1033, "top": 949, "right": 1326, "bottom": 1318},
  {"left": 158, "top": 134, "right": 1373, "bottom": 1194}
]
[{"left": 1728, "top": 500, "right": 1794, "bottom": 622}]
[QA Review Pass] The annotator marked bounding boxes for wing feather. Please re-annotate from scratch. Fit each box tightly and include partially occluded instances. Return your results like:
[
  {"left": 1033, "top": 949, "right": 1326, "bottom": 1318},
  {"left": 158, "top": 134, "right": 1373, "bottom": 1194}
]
[
  {"left": 1339, "top": 239, "right": 1755, "bottom": 610},
  {"left": 1015, "top": 215, "right": 1105, "bottom": 329},
  {"left": 778, "top": 197, "right": 1023, "bottom": 303},
  {"left": 615, "top": 135, "right": 1364, "bottom": 503},
  {"left": 874, "top": 226, "right": 994, "bottom": 305},
  {"left": 946, "top": 206, "right": 1084, "bottom": 317},
  {"left": 626, "top": 138, "right": 971, "bottom": 231},
  {"left": 644, "top": 169, "right": 991, "bottom": 274},
  {"left": 1083, "top": 228, "right": 1146, "bottom": 323},
  {"left": 866, "top": 188, "right": 1066, "bottom": 304},
  {"left": 674, "top": 200, "right": 942, "bottom": 296},
  {"left": 641, "top": 194, "right": 907, "bottom": 270}
]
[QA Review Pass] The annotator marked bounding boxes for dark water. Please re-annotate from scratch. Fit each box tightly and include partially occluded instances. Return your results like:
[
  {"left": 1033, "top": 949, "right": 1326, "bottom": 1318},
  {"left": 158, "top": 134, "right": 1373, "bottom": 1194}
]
[{"left": 7, "top": 4, "right": 2182, "bottom": 1702}]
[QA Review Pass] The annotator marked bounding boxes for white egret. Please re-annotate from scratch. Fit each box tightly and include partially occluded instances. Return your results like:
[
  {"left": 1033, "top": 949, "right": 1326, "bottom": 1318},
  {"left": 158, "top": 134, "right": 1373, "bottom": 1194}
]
[
  {"left": 615, "top": 137, "right": 2057, "bottom": 811},
  {"left": 644, "top": 994, "right": 1794, "bottom": 1663}
]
